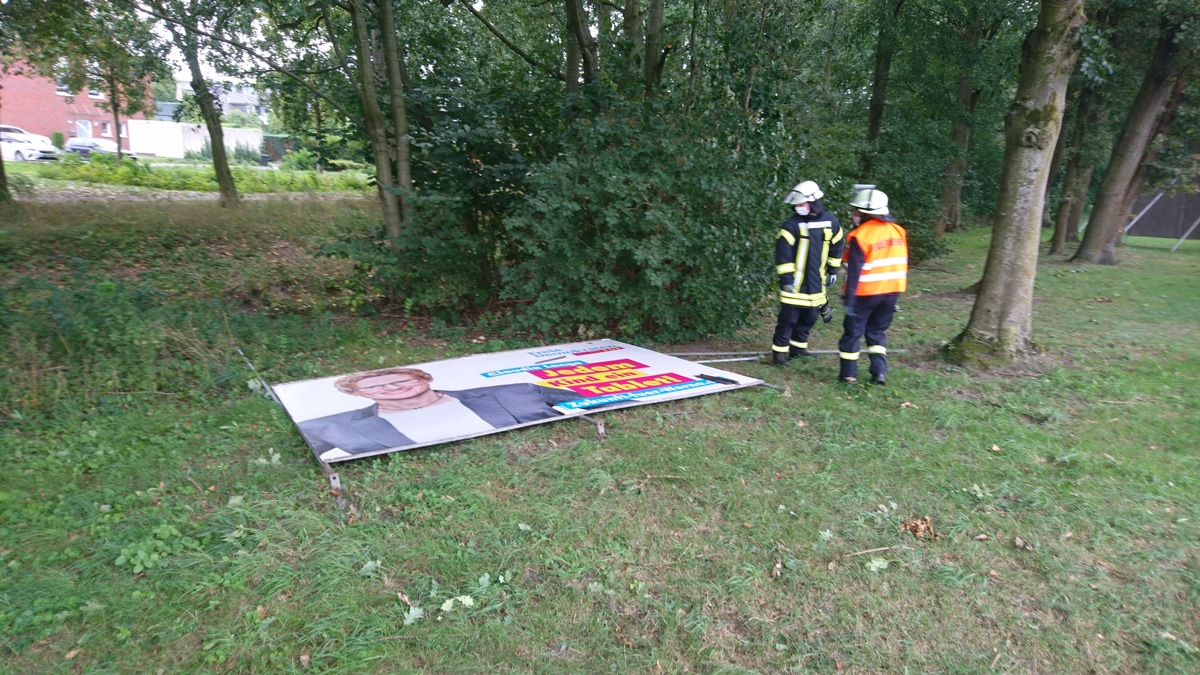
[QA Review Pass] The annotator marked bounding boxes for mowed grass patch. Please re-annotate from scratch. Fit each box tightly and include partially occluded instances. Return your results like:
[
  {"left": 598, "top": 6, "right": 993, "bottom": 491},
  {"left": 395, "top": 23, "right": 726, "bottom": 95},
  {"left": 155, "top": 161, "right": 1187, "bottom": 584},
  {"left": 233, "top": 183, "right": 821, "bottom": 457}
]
[{"left": 2, "top": 205, "right": 1198, "bottom": 672}]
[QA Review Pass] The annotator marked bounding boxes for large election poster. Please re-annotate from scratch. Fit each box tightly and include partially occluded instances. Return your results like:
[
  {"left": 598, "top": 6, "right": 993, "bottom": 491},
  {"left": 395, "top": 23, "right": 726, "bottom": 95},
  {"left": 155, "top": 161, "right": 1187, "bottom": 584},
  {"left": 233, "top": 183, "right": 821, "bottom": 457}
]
[{"left": 274, "top": 340, "right": 762, "bottom": 463}]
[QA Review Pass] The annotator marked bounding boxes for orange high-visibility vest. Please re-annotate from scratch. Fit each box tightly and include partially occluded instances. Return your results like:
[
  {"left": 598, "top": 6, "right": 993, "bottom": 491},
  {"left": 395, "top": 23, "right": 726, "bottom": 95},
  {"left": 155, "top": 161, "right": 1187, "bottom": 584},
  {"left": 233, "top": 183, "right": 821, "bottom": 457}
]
[{"left": 845, "top": 220, "right": 908, "bottom": 295}]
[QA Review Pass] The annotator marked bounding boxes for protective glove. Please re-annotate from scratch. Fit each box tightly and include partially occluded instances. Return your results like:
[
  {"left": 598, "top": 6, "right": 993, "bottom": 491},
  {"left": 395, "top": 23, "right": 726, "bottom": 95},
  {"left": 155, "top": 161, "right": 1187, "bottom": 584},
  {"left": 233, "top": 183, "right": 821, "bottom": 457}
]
[
  {"left": 820, "top": 303, "right": 834, "bottom": 323},
  {"left": 781, "top": 283, "right": 797, "bottom": 294},
  {"left": 826, "top": 273, "right": 838, "bottom": 288}
]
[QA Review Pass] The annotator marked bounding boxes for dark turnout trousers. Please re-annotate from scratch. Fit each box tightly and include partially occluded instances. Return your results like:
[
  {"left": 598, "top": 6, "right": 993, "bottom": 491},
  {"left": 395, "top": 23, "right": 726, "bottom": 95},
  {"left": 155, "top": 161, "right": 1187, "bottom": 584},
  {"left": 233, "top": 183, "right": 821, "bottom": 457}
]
[{"left": 838, "top": 293, "right": 898, "bottom": 381}]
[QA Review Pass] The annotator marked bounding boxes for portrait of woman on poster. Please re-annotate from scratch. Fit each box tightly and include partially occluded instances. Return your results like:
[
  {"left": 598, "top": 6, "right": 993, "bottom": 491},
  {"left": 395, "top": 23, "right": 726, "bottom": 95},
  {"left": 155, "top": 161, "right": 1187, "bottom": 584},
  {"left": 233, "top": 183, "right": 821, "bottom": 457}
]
[{"left": 298, "top": 367, "right": 581, "bottom": 459}]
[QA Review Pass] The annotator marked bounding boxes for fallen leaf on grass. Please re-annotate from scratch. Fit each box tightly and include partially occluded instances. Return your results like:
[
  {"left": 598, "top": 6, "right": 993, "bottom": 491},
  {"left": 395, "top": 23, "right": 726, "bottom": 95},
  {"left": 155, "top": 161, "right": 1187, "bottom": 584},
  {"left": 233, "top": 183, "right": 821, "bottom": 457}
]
[
  {"left": 865, "top": 557, "right": 889, "bottom": 572},
  {"left": 796, "top": 420, "right": 807, "bottom": 427},
  {"left": 300, "top": 654, "right": 311, "bottom": 667},
  {"left": 1091, "top": 297, "right": 1113, "bottom": 303},
  {"left": 975, "top": 534, "right": 989, "bottom": 541},
  {"left": 900, "top": 401, "right": 917, "bottom": 409},
  {"left": 66, "top": 650, "right": 80, "bottom": 660},
  {"left": 899, "top": 516, "right": 942, "bottom": 540},
  {"left": 988, "top": 444, "right": 1002, "bottom": 453},
  {"left": 396, "top": 591, "right": 412, "bottom": 607},
  {"left": 1014, "top": 536, "right": 1035, "bottom": 551},
  {"left": 257, "top": 606, "right": 267, "bottom": 620},
  {"left": 988, "top": 570, "right": 1000, "bottom": 579},
  {"left": 772, "top": 560, "right": 782, "bottom": 577}
]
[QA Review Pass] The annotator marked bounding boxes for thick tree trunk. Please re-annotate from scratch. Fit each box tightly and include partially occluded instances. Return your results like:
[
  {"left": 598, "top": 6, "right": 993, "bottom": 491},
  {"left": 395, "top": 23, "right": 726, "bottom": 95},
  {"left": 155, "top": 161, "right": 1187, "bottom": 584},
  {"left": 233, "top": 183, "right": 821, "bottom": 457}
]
[
  {"left": 1117, "top": 72, "right": 1187, "bottom": 231},
  {"left": 863, "top": 0, "right": 906, "bottom": 177},
  {"left": 643, "top": 0, "right": 667, "bottom": 99},
  {"left": 949, "top": 0, "right": 1085, "bottom": 362},
  {"left": 1072, "top": 22, "right": 1181, "bottom": 264},
  {"left": 349, "top": 0, "right": 404, "bottom": 240},
  {"left": 183, "top": 43, "right": 239, "bottom": 207},
  {"left": 566, "top": 0, "right": 599, "bottom": 85},
  {"left": 618, "top": 0, "right": 642, "bottom": 93}
]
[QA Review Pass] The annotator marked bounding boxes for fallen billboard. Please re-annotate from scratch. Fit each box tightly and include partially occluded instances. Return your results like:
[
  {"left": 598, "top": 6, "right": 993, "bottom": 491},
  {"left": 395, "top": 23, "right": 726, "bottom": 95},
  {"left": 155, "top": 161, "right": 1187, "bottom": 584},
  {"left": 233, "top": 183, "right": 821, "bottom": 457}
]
[{"left": 273, "top": 340, "right": 762, "bottom": 463}]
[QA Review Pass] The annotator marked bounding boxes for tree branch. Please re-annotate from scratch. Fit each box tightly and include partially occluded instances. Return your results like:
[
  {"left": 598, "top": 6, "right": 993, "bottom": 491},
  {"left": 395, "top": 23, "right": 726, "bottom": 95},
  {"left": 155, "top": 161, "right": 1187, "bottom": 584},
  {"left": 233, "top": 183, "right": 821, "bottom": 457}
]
[
  {"left": 455, "top": 0, "right": 564, "bottom": 82},
  {"left": 121, "top": 0, "right": 362, "bottom": 127}
]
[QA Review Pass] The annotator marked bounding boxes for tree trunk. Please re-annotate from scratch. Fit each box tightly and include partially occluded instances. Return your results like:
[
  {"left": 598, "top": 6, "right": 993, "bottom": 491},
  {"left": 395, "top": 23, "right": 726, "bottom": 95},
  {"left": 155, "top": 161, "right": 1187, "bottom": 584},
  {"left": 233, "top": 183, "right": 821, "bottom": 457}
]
[
  {"left": 1049, "top": 85, "right": 1092, "bottom": 254},
  {"left": 182, "top": 41, "right": 239, "bottom": 207},
  {"left": 949, "top": 0, "right": 1085, "bottom": 362},
  {"left": 1040, "top": 79, "right": 1074, "bottom": 222},
  {"left": 643, "top": 0, "right": 666, "bottom": 99},
  {"left": 1072, "top": 21, "right": 1181, "bottom": 264},
  {"left": 378, "top": 0, "right": 413, "bottom": 226},
  {"left": 1056, "top": 164, "right": 1094, "bottom": 253},
  {"left": 107, "top": 71, "right": 124, "bottom": 162},
  {"left": 565, "top": 19, "right": 581, "bottom": 95},
  {"left": 566, "top": 0, "right": 599, "bottom": 85},
  {"left": 349, "top": 0, "right": 404, "bottom": 240},
  {"left": 935, "top": 70, "right": 981, "bottom": 236},
  {"left": 863, "top": 0, "right": 906, "bottom": 177},
  {"left": 0, "top": 93, "right": 11, "bottom": 203},
  {"left": 1117, "top": 72, "right": 1187, "bottom": 232},
  {"left": 618, "top": 0, "right": 642, "bottom": 93}
]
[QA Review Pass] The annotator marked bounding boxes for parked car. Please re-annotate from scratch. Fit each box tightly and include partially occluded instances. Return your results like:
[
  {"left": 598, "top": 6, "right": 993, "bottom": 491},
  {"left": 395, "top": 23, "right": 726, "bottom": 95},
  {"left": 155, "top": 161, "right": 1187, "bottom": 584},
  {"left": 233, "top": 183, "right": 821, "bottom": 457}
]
[
  {"left": 64, "top": 137, "right": 137, "bottom": 160},
  {"left": 0, "top": 132, "right": 60, "bottom": 161},
  {"left": 0, "top": 125, "right": 55, "bottom": 146}
]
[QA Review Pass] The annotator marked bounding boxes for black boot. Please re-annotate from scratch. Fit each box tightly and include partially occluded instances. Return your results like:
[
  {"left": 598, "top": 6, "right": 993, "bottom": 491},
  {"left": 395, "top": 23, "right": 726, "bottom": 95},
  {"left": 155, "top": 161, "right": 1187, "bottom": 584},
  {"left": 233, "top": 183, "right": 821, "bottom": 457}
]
[
  {"left": 772, "top": 352, "right": 789, "bottom": 367},
  {"left": 870, "top": 373, "right": 886, "bottom": 385},
  {"left": 789, "top": 346, "right": 812, "bottom": 358}
]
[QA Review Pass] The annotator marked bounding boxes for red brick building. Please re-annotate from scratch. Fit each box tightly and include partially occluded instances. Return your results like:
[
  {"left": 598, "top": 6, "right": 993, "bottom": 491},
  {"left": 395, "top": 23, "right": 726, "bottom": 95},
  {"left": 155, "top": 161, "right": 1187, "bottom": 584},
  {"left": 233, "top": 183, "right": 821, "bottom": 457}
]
[{"left": 0, "top": 69, "right": 147, "bottom": 149}]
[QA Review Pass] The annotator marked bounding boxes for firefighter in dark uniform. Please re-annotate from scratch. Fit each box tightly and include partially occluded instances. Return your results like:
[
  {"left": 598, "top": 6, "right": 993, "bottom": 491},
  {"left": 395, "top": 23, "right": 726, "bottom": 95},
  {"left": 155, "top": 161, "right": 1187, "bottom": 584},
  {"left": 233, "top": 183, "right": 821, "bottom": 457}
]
[
  {"left": 772, "top": 180, "right": 844, "bottom": 367},
  {"left": 838, "top": 187, "right": 908, "bottom": 384}
]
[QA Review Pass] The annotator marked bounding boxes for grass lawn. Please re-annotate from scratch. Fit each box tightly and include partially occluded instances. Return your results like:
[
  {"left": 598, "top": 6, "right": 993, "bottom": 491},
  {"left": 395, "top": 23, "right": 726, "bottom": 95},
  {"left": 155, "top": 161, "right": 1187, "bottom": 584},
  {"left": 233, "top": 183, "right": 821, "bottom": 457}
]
[{"left": 2, "top": 199, "right": 1198, "bottom": 672}]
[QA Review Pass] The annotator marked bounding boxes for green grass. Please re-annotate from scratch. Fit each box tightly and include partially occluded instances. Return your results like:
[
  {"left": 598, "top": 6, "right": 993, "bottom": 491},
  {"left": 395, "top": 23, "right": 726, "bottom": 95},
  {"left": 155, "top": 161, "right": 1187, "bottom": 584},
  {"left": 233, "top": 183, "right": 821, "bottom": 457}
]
[
  {"left": 19, "top": 155, "right": 373, "bottom": 193},
  {"left": 2, "top": 202, "right": 1198, "bottom": 672}
]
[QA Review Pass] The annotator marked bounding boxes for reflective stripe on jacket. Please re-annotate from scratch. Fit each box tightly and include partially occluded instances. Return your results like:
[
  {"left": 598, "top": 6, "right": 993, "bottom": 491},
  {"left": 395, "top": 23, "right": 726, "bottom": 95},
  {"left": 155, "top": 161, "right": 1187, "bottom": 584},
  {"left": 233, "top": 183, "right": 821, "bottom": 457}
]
[
  {"left": 776, "top": 206, "right": 844, "bottom": 307},
  {"left": 843, "top": 219, "right": 908, "bottom": 297}
]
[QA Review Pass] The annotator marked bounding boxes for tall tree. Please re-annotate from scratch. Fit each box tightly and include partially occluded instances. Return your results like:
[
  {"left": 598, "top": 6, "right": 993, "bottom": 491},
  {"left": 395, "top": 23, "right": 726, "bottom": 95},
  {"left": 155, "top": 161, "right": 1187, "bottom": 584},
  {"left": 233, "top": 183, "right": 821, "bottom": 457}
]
[
  {"left": 949, "top": 0, "right": 1085, "bottom": 362},
  {"left": 145, "top": 0, "right": 245, "bottom": 207},
  {"left": 1072, "top": 17, "right": 1185, "bottom": 263},
  {"left": 862, "top": 0, "right": 906, "bottom": 176}
]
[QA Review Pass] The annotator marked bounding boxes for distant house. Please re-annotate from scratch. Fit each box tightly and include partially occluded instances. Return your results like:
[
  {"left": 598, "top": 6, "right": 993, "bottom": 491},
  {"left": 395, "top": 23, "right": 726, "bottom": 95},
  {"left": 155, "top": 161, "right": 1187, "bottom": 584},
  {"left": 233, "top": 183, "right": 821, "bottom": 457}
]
[
  {"left": 0, "top": 68, "right": 148, "bottom": 150},
  {"left": 173, "top": 79, "right": 266, "bottom": 119}
]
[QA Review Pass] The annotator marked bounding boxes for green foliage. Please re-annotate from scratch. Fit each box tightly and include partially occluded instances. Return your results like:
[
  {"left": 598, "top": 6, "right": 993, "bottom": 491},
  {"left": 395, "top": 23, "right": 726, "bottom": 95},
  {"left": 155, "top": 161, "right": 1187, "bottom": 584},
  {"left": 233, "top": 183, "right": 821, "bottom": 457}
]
[
  {"left": 184, "top": 137, "right": 213, "bottom": 161},
  {"left": 232, "top": 142, "right": 262, "bottom": 164},
  {"left": 32, "top": 159, "right": 369, "bottom": 194},
  {"left": 114, "top": 524, "right": 198, "bottom": 574},
  {"left": 51, "top": 132, "right": 65, "bottom": 150},
  {"left": 500, "top": 110, "right": 771, "bottom": 340},
  {"left": 280, "top": 148, "right": 318, "bottom": 171},
  {"left": 223, "top": 109, "right": 262, "bottom": 129}
]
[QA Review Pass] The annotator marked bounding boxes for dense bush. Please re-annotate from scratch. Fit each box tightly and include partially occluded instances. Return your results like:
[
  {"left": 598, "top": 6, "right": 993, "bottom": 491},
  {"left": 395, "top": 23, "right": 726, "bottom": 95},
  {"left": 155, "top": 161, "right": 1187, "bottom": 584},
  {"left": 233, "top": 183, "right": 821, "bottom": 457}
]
[{"left": 499, "top": 112, "right": 772, "bottom": 340}]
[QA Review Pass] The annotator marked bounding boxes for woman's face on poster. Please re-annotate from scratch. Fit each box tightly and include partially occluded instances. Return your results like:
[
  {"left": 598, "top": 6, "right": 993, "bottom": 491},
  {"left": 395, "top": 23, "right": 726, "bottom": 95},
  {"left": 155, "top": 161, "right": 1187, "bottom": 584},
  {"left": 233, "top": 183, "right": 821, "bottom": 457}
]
[{"left": 351, "top": 373, "right": 432, "bottom": 402}]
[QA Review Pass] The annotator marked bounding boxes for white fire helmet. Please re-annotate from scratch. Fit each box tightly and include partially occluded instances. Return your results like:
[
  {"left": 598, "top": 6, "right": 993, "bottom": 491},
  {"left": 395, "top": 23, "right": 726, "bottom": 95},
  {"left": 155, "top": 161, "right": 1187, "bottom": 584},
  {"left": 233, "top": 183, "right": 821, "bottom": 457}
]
[
  {"left": 850, "top": 188, "right": 889, "bottom": 215},
  {"left": 783, "top": 180, "right": 823, "bottom": 205}
]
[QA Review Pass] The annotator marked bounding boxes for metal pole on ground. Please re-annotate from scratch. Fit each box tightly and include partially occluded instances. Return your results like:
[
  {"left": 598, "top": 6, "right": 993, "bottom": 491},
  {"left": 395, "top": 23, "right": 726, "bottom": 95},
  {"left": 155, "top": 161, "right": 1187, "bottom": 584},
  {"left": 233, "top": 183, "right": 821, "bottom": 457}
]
[{"left": 1170, "top": 213, "right": 1200, "bottom": 252}]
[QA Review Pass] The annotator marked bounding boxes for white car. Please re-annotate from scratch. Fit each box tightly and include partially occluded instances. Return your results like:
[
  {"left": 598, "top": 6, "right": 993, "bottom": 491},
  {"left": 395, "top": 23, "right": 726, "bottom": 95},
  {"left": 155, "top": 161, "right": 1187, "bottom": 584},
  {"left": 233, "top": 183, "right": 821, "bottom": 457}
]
[
  {"left": 0, "top": 124, "right": 54, "bottom": 146},
  {"left": 0, "top": 132, "right": 60, "bottom": 161}
]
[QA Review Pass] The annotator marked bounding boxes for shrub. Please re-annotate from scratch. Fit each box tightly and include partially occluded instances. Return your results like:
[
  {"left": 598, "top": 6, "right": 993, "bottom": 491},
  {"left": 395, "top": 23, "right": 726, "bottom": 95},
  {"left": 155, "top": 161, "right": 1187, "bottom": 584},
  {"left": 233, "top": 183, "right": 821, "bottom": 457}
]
[
  {"left": 280, "top": 148, "right": 318, "bottom": 171},
  {"left": 499, "top": 110, "right": 772, "bottom": 340}
]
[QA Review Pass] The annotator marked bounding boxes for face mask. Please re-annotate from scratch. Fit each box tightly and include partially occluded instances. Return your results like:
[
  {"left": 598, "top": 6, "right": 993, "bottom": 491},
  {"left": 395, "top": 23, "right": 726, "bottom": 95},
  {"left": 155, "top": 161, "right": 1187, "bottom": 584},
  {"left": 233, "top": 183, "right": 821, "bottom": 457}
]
[{"left": 795, "top": 203, "right": 811, "bottom": 216}]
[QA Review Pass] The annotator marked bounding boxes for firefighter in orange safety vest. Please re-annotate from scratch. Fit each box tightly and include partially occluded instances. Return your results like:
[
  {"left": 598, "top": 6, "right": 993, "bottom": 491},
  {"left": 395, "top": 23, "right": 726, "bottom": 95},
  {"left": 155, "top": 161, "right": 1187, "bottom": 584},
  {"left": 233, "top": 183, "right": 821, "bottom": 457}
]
[
  {"left": 771, "top": 180, "right": 844, "bottom": 367},
  {"left": 838, "top": 187, "right": 908, "bottom": 385}
]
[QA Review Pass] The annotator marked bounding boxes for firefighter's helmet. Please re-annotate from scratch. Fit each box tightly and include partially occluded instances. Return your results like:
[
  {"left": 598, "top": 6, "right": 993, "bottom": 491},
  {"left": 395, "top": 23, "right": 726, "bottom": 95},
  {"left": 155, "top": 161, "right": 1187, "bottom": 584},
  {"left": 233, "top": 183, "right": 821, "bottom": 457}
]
[
  {"left": 783, "top": 180, "right": 823, "bottom": 205},
  {"left": 850, "top": 188, "right": 889, "bottom": 215}
]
